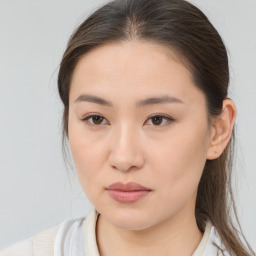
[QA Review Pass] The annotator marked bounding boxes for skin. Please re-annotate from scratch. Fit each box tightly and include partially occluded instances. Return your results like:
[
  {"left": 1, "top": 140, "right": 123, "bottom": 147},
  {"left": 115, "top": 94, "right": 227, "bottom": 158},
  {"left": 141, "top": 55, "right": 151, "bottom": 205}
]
[{"left": 68, "top": 40, "right": 236, "bottom": 256}]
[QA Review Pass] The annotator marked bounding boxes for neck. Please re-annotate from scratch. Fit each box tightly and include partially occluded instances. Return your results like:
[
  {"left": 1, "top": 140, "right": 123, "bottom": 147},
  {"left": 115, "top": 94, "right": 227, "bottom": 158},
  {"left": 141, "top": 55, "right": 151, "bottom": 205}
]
[{"left": 96, "top": 208, "right": 203, "bottom": 256}]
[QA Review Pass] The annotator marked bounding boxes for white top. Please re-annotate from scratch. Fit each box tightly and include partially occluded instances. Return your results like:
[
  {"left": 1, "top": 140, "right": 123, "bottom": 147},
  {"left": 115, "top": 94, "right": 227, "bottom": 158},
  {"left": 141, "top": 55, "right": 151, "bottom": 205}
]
[{"left": 0, "top": 208, "right": 231, "bottom": 256}]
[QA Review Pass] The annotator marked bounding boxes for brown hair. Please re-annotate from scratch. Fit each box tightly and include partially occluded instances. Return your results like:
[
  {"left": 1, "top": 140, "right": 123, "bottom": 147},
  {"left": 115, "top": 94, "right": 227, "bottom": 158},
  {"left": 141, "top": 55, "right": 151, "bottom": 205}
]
[{"left": 57, "top": 0, "right": 255, "bottom": 255}]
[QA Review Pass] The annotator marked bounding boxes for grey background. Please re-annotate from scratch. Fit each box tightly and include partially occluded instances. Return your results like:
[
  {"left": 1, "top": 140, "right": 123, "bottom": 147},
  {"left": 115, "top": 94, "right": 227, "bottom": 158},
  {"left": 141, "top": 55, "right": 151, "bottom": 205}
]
[{"left": 0, "top": 0, "right": 255, "bottom": 251}]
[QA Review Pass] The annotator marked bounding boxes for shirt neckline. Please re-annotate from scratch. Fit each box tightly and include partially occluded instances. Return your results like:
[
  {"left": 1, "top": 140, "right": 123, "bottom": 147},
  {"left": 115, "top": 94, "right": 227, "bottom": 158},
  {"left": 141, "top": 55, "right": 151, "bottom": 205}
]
[{"left": 83, "top": 208, "right": 214, "bottom": 256}]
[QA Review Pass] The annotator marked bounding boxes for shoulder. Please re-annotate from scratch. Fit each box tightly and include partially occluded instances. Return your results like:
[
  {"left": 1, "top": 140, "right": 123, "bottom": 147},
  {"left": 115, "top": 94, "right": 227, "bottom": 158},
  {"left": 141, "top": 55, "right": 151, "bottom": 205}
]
[
  {"left": 0, "top": 238, "right": 33, "bottom": 256},
  {"left": 203, "top": 225, "right": 233, "bottom": 256},
  {"left": 193, "top": 218, "right": 233, "bottom": 256},
  {"left": 0, "top": 217, "right": 87, "bottom": 256}
]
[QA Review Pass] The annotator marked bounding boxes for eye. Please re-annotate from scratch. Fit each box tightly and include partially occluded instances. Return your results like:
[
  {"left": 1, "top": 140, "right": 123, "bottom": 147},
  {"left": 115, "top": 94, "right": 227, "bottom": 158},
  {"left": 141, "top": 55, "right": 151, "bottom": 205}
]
[
  {"left": 146, "top": 115, "right": 174, "bottom": 126},
  {"left": 81, "top": 114, "right": 108, "bottom": 126}
]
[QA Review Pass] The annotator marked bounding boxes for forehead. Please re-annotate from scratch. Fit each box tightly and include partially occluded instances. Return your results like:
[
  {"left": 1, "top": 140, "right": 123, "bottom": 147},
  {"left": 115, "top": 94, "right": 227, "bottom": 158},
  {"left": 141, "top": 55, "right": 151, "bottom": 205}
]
[
  {"left": 71, "top": 40, "right": 186, "bottom": 80},
  {"left": 69, "top": 40, "right": 204, "bottom": 106}
]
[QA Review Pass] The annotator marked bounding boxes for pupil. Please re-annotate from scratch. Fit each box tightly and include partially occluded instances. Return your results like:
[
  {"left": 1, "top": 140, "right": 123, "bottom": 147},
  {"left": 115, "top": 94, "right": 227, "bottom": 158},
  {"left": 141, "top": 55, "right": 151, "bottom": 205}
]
[
  {"left": 153, "top": 116, "right": 162, "bottom": 125},
  {"left": 93, "top": 116, "right": 102, "bottom": 124}
]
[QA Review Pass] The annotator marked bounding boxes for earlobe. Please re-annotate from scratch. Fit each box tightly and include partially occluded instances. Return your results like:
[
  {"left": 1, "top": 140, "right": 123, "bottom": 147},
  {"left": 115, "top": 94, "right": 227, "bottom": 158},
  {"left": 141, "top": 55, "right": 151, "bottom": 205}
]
[{"left": 206, "top": 98, "right": 236, "bottom": 160}]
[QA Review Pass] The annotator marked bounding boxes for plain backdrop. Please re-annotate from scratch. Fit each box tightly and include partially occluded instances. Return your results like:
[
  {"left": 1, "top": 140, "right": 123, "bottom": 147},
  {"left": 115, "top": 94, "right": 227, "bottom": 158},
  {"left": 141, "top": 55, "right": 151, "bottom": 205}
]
[{"left": 0, "top": 0, "right": 255, "bottom": 251}]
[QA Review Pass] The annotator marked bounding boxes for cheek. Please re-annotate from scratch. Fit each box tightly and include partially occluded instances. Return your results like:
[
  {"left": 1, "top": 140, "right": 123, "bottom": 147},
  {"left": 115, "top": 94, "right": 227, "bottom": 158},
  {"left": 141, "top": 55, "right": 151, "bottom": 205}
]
[
  {"left": 68, "top": 121, "right": 104, "bottom": 191},
  {"left": 149, "top": 122, "right": 209, "bottom": 198},
  {"left": 69, "top": 139, "right": 104, "bottom": 203}
]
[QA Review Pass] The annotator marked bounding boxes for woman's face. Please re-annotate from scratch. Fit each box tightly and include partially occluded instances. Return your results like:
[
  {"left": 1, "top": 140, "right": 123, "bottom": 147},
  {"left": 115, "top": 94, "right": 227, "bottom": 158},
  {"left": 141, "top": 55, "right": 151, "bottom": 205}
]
[{"left": 68, "top": 41, "right": 213, "bottom": 230}]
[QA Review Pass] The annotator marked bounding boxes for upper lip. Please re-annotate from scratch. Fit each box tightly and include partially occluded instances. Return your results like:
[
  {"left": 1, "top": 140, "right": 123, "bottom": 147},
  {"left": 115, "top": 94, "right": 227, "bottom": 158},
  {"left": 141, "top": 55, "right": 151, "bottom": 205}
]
[{"left": 107, "top": 182, "right": 151, "bottom": 191}]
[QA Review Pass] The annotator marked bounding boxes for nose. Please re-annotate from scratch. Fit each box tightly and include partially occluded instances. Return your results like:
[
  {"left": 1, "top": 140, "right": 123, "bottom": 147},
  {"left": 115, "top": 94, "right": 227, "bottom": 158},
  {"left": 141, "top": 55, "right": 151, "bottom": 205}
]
[{"left": 108, "top": 124, "right": 144, "bottom": 172}]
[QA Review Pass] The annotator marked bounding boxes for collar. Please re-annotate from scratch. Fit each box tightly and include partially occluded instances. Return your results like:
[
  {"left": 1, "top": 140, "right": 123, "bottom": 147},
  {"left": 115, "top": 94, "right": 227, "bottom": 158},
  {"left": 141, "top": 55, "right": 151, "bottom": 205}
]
[{"left": 83, "top": 208, "right": 230, "bottom": 256}]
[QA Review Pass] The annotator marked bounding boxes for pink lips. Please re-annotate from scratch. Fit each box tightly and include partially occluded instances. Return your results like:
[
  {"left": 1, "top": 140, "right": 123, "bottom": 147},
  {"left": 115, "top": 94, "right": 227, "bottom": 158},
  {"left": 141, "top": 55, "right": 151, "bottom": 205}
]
[{"left": 107, "top": 182, "right": 152, "bottom": 203}]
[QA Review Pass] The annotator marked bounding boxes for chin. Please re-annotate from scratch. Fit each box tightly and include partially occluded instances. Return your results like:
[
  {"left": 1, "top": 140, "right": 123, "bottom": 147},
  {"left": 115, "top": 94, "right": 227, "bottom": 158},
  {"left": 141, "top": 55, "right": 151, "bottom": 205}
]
[
  {"left": 112, "top": 218, "right": 152, "bottom": 231},
  {"left": 103, "top": 206, "right": 155, "bottom": 230}
]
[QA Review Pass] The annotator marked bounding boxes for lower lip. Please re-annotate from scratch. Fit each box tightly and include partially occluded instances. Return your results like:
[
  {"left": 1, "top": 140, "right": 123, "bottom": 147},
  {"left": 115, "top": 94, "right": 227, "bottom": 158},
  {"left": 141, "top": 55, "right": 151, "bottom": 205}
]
[{"left": 107, "top": 190, "right": 151, "bottom": 203}]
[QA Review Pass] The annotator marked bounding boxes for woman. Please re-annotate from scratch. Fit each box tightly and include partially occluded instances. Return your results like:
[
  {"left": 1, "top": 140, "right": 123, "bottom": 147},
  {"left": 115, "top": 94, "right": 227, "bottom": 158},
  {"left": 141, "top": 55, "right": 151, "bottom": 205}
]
[{"left": 1, "top": 0, "right": 255, "bottom": 255}]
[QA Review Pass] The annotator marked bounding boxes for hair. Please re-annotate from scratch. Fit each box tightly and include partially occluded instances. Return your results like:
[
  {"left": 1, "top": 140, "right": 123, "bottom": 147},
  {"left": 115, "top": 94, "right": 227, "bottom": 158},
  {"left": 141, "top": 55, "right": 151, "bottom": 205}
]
[{"left": 57, "top": 0, "right": 255, "bottom": 255}]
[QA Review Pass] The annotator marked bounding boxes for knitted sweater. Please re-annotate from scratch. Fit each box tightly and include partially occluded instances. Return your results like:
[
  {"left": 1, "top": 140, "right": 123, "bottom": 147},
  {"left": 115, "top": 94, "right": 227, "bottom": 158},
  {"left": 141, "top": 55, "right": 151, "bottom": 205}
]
[{"left": 0, "top": 208, "right": 231, "bottom": 256}]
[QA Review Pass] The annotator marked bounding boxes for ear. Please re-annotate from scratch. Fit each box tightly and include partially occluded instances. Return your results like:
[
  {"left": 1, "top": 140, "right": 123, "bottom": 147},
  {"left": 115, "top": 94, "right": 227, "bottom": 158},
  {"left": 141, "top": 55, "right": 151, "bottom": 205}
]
[{"left": 206, "top": 98, "right": 236, "bottom": 160}]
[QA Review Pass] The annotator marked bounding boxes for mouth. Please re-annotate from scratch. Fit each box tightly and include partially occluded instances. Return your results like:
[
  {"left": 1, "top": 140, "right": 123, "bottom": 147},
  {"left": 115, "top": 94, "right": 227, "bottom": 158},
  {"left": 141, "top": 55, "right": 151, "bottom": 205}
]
[{"left": 106, "top": 182, "right": 152, "bottom": 203}]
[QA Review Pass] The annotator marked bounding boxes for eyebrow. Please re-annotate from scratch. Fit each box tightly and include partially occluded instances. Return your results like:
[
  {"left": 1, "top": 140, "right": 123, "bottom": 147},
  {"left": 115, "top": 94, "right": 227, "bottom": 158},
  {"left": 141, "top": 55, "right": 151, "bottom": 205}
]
[{"left": 74, "top": 94, "right": 184, "bottom": 107}]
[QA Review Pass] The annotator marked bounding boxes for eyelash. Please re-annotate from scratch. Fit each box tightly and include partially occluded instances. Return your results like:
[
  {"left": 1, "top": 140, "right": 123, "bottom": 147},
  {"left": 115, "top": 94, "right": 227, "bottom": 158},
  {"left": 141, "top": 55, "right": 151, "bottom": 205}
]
[{"left": 81, "top": 113, "right": 174, "bottom": 127}]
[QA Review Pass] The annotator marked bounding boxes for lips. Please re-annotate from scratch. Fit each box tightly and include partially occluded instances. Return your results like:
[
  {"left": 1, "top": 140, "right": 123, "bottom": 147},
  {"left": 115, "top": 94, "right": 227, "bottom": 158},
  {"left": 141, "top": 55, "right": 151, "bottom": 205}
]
[
  {"left": 107, "top": 182, "right": 151, "bottom": 191},
  {"left": 106, "top": 182, "right": 152, "bottom": 203}
]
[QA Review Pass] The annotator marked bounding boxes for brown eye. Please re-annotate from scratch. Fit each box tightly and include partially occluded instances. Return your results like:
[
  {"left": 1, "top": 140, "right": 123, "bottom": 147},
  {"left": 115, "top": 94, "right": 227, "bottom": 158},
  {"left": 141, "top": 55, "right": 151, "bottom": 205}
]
[
  {"left": 82, "top": 114, "right": 107, "bottom": 126},
  {"left": 147, "top": 115, "right": 174, "bottom": 126},
  {"left": 92, "top": 115, "right": 104, "bottom": 125},
  {"left": 151, "top": 116, "right": 163, "bottom": 125}
]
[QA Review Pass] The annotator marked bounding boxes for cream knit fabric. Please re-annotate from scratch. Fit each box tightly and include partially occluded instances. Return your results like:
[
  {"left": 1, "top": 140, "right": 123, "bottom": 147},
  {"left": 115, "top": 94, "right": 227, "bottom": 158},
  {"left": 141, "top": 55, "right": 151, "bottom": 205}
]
[{"left": 1, "top": 208, "right": 231, "bottom": 256}]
